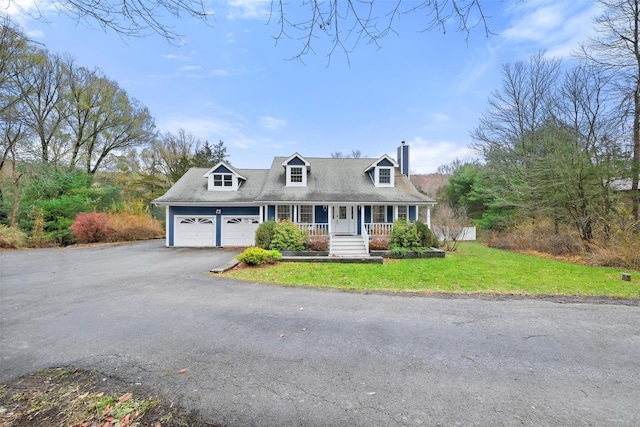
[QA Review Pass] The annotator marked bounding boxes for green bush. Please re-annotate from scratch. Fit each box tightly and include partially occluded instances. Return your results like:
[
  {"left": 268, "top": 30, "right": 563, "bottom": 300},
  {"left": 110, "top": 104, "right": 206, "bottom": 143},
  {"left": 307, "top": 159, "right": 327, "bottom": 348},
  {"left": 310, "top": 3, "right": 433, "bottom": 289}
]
[
  {"left": 271, "top": 220, "right": 306, "bottom": 251},
  {"left": 255, "top": 220, "right": 276, "bottom": 249},
  {"left": 414, "top": 221, "right": 439, "bottom": 248},
  {"left": 390, "top": 219, "right": 421, "bottom": 250},
  {"left": 0, "top": 225, "right": 27, "bottom": 248},
  {"left": 237, "top": 247, "right": 282, "bottom": 265}
]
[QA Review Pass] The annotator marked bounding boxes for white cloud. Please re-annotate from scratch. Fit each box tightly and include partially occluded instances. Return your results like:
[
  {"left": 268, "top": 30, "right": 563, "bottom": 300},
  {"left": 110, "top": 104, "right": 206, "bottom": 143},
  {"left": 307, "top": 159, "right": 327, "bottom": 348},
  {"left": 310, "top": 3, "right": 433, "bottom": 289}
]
[
  {"left": 3, "top": 0, "right": 56, "bottom": 35},
  {"left": 161, "top": 54, "right": 190, "bottom": 61},
  {"left": 501, "top": 0, "right": 602, "bottom": 58},
  {"left": 408, "top": 137, "right": 476, "bottom": 174},
  {"left": 259, "top": 116, "right": 286, "bottom": 131},
  {"left": 226, "top": 0, "right": 270, "bottom": 19},
  {"left": 179, "top": 65, "right": 201, "bottom": 72}
]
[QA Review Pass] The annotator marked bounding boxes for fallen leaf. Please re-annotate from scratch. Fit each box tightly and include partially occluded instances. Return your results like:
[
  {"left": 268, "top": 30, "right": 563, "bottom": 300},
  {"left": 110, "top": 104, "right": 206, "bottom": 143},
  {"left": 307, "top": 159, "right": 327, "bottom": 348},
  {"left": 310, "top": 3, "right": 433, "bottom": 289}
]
[
  {"left": 178, "top": 368, "right": 187, "bottom": 374},
  {"left": 76, "top": 392, "right": 89, "bottom": 400},
  {"left": 279, "top": 333, "right": 285, "bottom": 338},
  {"left": 301, "top": 328, "right": 307, "bottom": 331},
  {"left": 118, "top": 392, "right": 133, "bottom": 402},
  {"left": 96, "top": 392, "right": 105, "bottom": 397},
  {"left": 102, "top": 405, "right": 112, "bottom": 415}
]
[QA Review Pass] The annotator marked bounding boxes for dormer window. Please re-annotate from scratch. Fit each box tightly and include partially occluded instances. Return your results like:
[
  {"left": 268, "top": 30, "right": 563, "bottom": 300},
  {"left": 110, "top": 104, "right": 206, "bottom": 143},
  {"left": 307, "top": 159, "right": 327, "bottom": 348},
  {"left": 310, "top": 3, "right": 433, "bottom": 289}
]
[
  {"left": 203, "top": 162, "right": 246, "bottom": 191},
  {"left": 213, "top": 173, "right": 233, "bottom": 187},
  {"left": 282, "top": 153, "right": 310, "bottom": 187},
  {"left": 365, "top": 155, "right": 398, "bottom": 188},
  {"left": 290, "top": 167, "right": 303, "bottom": 183},
  {"left": 378, "top": 168, "right": 391, "bottom": 185}
]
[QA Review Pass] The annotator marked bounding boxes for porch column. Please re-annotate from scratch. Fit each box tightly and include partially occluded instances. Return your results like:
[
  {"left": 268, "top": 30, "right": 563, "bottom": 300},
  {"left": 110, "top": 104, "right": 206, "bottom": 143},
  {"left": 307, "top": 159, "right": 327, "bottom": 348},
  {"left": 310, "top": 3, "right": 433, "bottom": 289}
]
[
  {"left": 393, "top": 205, "right": 398, "bottom": 221},
  {"left": 328, "top": 205, "right": 332, "bottom": 235},
  {"left": 165, "top": 206, "right": 170, "bottom": 247},
  {"left": 259, "top": 205, "right": 264, "bottom": 223},
  {"left": 426, "top": 205, "right": 432, "bottom": 228},
  {"left": 415, "top": 205, "right": 419, "bottom": 222}
]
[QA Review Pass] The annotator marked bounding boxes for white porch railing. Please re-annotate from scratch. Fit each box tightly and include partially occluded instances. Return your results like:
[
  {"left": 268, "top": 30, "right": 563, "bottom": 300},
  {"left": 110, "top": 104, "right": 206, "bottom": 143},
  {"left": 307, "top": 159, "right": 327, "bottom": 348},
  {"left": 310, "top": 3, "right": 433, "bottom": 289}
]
[
  {"left": 296, "top": 222, "right": 394, "bottom": 236},
  {"left": 365, "top": 223, "right": 393, "bottom": 236},
  {"left": 297, "top": 223, "right": 329, "bottom": 236}
]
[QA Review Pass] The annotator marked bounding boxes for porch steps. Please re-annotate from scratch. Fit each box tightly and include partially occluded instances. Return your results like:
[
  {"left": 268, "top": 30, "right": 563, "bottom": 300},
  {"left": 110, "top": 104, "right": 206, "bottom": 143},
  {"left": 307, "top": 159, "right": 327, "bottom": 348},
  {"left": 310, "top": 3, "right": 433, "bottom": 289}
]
[{"left": 330, "top": 235, "right": 369, "bottom": 257}]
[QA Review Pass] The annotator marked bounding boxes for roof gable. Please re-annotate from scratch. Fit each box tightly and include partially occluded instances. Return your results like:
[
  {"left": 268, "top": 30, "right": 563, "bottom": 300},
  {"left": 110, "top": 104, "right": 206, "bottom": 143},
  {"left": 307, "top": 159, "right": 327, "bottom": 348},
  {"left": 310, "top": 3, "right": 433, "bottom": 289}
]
[
  {"left": 364, "top": 154, "right": 398, "bottom": 172},
  {"left": 203, "top": 162, "right": 246, "bottom": 181},
  {"left": 281, "top": 153, "right": 310, "bottom": 168}
]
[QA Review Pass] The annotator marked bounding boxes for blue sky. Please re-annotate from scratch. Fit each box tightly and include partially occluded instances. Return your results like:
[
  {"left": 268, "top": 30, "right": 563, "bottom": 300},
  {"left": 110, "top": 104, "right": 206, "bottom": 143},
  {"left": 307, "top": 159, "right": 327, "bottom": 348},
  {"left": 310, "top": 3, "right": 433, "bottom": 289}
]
[{"left": 7, "top": 0, "right": 601, "bottom": 173}]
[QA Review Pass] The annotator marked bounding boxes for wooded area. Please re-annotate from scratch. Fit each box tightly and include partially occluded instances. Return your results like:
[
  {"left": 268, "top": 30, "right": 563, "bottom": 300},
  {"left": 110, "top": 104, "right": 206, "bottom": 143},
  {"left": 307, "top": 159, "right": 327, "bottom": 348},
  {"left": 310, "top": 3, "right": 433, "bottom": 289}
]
[
  {"left": 437, "top": 1, "right": 640, "bottom": 269},
  {"left": 0, "top": 18, "right": 228, "bottom": 245}
]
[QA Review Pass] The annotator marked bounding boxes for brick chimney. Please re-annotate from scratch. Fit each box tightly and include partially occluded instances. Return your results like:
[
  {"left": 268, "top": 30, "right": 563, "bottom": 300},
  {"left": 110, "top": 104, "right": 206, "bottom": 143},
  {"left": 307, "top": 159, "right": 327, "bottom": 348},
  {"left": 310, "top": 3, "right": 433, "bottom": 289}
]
[{"left": 397, "top": 141, "right": 409, "bottom": 177}]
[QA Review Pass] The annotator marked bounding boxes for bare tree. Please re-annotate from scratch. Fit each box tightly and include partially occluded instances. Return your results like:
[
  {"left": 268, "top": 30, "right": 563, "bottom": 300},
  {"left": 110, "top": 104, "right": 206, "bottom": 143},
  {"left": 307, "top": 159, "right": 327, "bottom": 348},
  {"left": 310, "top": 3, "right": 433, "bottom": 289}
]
[
  {"left": 143, "top": 128, "right": 200, "bottom": 185},
  {"left": 11, "top": 48, "right": 68, "bottom": 165},
  {"left": 330, "top": 149, "right": 364, "bottom": 158},
  {"left": 271, "top": 1, "right": 491, "bottom": 62},
  {"left": 580, "top": 0, "right": 640, "bottom": 224},
  {"left": 7, "top": 1, "right": 491, "bottom": 57},
  {"left": 431, "top": 203, "right": 469, "bottom": 251}
]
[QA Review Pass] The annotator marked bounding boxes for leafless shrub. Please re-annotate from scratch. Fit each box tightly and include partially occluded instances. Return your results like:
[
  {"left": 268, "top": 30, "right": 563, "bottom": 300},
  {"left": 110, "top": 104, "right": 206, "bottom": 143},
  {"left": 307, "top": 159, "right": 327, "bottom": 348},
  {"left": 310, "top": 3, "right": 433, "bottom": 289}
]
[
  {"left": 306, "top": 235, "right": 329, "bottom": 251},
  {"left": 368, "top": 235, "right": 390, "bottom": 250},
  {"left": 431, "top": 204, "right": 469, "bottom": 251},
  {"left": 485, "top": 220, "right": 583, "bottom": 256}
]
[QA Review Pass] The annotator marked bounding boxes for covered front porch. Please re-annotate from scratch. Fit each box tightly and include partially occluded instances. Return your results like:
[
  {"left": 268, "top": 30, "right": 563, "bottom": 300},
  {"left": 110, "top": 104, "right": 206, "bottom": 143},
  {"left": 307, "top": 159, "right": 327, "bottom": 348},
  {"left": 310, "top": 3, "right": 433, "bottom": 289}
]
[{"left": 260, "top": 203, "right": 433, "bottom": 256}]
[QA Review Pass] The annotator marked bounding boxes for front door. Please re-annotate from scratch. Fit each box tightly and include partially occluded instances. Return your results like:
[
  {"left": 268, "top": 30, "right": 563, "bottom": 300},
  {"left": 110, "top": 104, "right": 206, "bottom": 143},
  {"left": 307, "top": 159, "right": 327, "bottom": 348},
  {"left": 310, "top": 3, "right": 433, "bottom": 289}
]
[{"left": 333, "top": 205, "right": 356, "bottom": 235}]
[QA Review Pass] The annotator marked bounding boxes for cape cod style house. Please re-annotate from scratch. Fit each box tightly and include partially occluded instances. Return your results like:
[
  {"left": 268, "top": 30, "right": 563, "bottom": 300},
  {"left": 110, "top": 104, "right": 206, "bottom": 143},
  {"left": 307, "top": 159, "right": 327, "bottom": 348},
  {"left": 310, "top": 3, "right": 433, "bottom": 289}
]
[{"left": 153, "top": 142, "right": 436, "bottom": 255}]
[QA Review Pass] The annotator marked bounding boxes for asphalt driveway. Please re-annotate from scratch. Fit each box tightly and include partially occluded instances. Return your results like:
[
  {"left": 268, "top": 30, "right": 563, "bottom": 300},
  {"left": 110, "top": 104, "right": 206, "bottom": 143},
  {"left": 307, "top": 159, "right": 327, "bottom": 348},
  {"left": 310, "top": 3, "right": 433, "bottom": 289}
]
[{"left": 1, "top": 240, "right": 639, "bottom": 426}]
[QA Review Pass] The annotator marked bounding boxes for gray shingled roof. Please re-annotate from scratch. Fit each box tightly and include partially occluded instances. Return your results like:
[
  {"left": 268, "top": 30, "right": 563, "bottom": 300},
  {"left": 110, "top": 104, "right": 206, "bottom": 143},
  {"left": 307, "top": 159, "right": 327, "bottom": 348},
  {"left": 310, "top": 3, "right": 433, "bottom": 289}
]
[
  {"left": 256, "top": 157, "right": 434, "bottom": 204},
  {"left": 153, "top": 157, "right": 435, "bottom": 205},
  {"left": 153, "top": 168, "right": 269, "bottom": 205}
]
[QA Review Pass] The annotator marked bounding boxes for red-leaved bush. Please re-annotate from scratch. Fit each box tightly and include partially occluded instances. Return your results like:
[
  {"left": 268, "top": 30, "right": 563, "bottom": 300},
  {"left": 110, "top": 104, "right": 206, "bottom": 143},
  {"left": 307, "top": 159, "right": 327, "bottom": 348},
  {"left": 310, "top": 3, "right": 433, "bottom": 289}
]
[
  {"left": 70, "top": 212, "right": 164, "bottom": 244},
  {"left": 70, "top": 212, "right": 116, "bottom": 243}
]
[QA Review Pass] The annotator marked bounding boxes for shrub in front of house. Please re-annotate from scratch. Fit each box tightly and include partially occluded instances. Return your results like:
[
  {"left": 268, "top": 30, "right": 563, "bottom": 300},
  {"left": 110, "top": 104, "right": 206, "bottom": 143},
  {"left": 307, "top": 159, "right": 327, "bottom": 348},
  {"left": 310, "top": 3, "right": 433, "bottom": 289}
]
[
  {"left": 270, "top": 220, "right": 306, "bottom": 251},
  {"left": 368, "top": 235, "right": 390, "bottom": 250},
  {"left": 237, "top": 247, "right": 282, "bottom": 265},
  {"left": 0, "top": 225, "right": 27, "bottom": 248},
  {"left": 255, "top": 220, "right": 276, "bottom": 249},
  {"left": 305, "top": 235, "right": 329, "bottom": 251},
  {"left": 414, "top": 221, "right": 439, "bottom": 248},
  {"left": 390, "top": 219, "right": 421, "bottom": 251}
]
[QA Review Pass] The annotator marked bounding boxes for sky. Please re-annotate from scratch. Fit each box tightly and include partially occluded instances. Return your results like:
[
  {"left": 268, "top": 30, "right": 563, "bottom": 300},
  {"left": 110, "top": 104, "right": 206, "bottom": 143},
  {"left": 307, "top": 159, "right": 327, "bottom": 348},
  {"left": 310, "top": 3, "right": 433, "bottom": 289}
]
[{"left": 5, "top": 0, "right": 603, "bottom": 173}]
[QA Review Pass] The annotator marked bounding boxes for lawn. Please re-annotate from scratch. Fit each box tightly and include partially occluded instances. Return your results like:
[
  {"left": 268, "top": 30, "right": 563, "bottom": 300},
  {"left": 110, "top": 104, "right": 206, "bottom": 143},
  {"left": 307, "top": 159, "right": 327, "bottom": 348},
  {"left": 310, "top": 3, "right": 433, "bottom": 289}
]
[{"left": 224, "top": 242, "right": 640, "bottom": 298}]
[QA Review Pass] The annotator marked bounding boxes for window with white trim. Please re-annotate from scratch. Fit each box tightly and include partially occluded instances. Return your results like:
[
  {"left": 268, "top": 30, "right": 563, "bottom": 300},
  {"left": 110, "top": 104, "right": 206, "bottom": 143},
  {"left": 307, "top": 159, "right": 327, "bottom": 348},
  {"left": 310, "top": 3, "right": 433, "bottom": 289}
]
[
  {"left": 285, "top": 165, "right": 307, "bottom": 186},
  {"left": 372, "top": 205, "right": 386, "bottom": 223},
  {"left": 277, "top": 205, "right": 291, "bottom": 221},
  {"left": 398, "top": 206, "right": 407, "bottom": 220},
  {"left": 379, "top": 168, "right": 391, "bottom": 184},
  {"left": 374, "top": 166, "right": 394, "bottom": 187},
  {"left": 213, "top": 173, "right": 233, "bottom": 187},
  {"left": 290, "top": 167, "right": 303, "bottom": 183},
  {"left": 299, "top": 205, "right": 313, "bottom": 223}
]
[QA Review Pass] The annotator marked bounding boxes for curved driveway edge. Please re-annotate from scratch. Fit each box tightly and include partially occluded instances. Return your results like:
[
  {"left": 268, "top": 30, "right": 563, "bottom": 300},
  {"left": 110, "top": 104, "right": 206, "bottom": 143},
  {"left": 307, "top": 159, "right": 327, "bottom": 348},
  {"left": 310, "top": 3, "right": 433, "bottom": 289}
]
[{"left": 1, "top": 240, "right": 639, "bottom": 426}]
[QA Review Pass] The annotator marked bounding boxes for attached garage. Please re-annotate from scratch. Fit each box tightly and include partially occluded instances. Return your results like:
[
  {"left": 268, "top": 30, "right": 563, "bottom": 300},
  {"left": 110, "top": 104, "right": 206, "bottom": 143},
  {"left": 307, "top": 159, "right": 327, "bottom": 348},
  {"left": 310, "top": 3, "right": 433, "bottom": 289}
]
[
  {"left": 174, "top": 215, "right": 216, "bottom": 247},
  {"left": 221, "top": 215, "right": 260, "bottom": 247}
]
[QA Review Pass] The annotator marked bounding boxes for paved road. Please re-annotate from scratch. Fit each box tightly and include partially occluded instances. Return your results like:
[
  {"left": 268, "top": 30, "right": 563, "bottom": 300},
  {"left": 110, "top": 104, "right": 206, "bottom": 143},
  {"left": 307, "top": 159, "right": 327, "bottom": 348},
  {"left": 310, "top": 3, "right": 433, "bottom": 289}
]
[{"left": 1, "top": 240, "right": 639, "bottom": 426}]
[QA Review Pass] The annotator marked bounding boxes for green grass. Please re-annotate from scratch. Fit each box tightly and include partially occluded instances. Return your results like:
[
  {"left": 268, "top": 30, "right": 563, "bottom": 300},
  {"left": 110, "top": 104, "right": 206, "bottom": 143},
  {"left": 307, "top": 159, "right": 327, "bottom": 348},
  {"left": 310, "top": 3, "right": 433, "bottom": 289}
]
[{"left": 224, "top": 242, "right": 640, "bottom": 298}]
